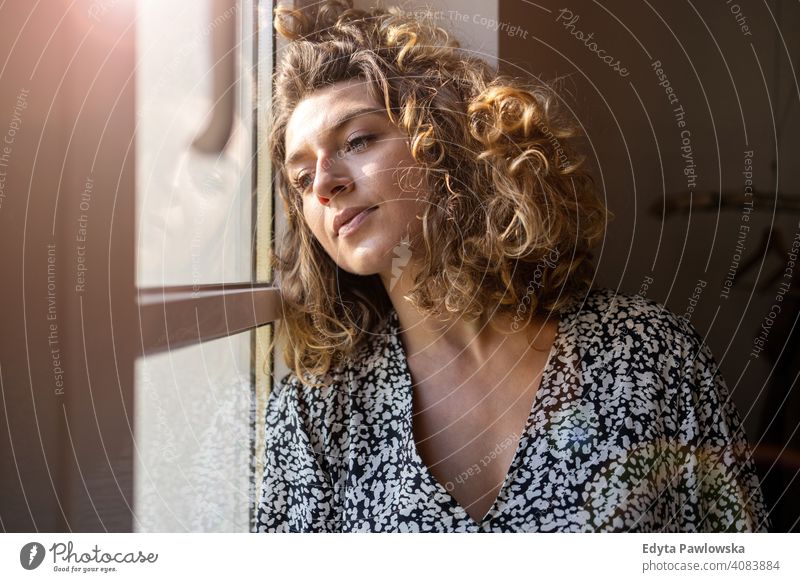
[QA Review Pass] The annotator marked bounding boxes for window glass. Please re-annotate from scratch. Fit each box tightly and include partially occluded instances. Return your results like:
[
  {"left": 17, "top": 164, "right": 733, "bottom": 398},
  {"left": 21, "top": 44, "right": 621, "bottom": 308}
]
[
  {"left": 133, "top": 0, "right": 259, "bottom": 532},
  {"left": 133, "top": 332, "right": 254, "bottom": 532},
  {"left": 135, "top": 0, "right": 253, "bottom": 288}
]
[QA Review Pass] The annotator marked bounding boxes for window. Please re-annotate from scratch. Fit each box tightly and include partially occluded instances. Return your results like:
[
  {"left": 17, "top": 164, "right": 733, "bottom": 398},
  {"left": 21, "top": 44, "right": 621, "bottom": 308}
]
[
  {"left": 135, "top": 0, "right": 280, "bottom": 532},
  {"left": 0, "top": 0, "right": 282, "bottom": 532}
]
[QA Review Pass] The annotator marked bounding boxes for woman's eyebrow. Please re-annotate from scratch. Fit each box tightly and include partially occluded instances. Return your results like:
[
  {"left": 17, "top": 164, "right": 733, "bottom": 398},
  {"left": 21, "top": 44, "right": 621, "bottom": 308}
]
[{"left": 285, "top": 106, "right": 386, "bottom": 169}]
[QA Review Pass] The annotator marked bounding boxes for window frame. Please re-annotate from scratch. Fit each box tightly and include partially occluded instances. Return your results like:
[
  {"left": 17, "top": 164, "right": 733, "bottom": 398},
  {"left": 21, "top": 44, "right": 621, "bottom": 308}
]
[{"left": 0, "top": 0, "right": 284, "bottom": 532}]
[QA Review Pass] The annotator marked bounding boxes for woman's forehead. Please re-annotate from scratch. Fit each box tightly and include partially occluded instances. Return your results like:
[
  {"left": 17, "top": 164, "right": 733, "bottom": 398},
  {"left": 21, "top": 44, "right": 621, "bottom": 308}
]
[
  {"left": 285, "top": 81, "right": 389, "bottom": 161},
  {"left": 289, "top": 80, "right": 379, "bottom": 128}
]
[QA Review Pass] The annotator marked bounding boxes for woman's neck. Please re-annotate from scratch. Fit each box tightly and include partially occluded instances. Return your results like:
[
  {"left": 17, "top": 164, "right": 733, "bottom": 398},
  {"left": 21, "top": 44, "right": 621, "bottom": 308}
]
[{"left": 379, "top": 262, "right": 554, "bottom": 364}]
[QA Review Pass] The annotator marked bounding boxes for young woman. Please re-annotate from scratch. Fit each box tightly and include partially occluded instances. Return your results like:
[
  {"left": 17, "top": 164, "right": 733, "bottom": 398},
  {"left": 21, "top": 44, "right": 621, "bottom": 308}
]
[{"left": 256, "top": 1, "right": 769, "bottom": 532}]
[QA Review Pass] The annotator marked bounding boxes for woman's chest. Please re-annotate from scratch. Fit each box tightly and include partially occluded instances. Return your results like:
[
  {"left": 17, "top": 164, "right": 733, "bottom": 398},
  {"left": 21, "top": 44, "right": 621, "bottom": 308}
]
[{"left": 407, "top": 349, "right": 551, "bottom": 523}]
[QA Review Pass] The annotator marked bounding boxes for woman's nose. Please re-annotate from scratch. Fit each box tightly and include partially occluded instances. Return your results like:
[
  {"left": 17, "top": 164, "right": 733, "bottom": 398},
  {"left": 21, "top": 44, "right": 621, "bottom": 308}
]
[{"left": 313, "top": 154, "right": 353, "bottom": 205}]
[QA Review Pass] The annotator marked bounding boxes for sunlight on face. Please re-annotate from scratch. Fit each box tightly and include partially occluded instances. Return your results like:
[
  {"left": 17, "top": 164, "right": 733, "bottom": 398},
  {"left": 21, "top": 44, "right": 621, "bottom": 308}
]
[{"left": 284, "top": 78, "right": 430, "bottom": 279}]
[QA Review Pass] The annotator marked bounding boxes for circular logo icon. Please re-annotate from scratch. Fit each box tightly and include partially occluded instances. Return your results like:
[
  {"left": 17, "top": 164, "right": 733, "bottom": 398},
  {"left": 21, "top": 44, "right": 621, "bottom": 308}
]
[{"left": 20, "top": 542, "right": 46, "bottom": 570}]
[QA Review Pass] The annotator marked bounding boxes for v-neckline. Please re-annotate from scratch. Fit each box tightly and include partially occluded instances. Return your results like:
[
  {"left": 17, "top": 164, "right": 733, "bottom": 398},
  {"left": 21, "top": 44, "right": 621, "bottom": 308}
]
[{"left": 390, "top": 306, "right": 573, "bottom": 528}]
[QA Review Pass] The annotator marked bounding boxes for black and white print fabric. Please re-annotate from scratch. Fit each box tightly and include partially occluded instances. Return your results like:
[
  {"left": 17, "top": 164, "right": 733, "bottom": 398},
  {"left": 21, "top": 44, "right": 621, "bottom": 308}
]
[{"left": 255, "top": 287, "right": 770, "bottom": 532}]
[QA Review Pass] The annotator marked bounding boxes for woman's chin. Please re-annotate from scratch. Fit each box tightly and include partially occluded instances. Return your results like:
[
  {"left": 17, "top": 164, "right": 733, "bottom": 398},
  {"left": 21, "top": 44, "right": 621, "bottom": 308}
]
[
  {"left": 331, "top": 256, "right": 382, "bottom": 278},
  {"left": 332, "top": 246, "right": 393, "bottom": 277}
]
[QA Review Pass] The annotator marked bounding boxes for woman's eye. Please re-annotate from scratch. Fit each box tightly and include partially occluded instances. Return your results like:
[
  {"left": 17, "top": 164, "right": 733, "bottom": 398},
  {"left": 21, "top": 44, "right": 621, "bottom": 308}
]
[
  {"left": 290, "top": 135, "right": 375, "bottom": 192},
  {"left": 293, "top": 173, "right": 313, "bottom": 191},
  {"left": 345, "top": 134, "right": 373, "bottom": 152}
]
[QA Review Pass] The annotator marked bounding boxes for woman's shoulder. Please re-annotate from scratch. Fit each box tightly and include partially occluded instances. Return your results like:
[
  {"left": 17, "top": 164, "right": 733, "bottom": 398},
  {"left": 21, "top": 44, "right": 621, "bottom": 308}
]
[
  {"left": 264, "top": 366, "right": 354, "bottom": 475},
  {"left": 267, "top": 360, "right": 353, "bottom": 422},
  {"left": 573, "top": 286, "right": 705, "bottom": 354},
  {"left": 560, "top": 286, "right": 720, "bottom": 393},
  {"left": 576, "top": 286, "right": 688, "bottom": 328},
  {"left": 265, "top": 314, "right": 403, "bottom": 473},
  {"left": 267, "top": 311, "right": 401, "bottom": 412}
]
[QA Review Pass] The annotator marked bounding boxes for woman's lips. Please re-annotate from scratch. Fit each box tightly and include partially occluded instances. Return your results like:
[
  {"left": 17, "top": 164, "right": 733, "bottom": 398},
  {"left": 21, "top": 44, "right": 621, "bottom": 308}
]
[{"left": 338, "top": 206, "right": 377, "bottom": 238}]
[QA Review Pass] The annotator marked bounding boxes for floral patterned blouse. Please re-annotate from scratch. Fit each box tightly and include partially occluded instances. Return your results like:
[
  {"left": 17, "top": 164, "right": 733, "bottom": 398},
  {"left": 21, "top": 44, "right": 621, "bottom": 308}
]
[{"left": 255, "top": 287, "right": 770, "bottom": 532}]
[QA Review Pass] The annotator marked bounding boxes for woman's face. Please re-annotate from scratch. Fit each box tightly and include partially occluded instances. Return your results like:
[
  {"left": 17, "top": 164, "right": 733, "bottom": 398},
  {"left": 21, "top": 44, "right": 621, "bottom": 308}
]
[{"left": 284, "top": 78, "right": 429, "bottom": 280}]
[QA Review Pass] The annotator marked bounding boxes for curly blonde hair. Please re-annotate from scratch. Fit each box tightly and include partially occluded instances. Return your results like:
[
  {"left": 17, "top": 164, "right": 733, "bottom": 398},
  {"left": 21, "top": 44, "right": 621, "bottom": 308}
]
[{"left": 269, "top": 0, "right": 611, "bottom": 384}]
